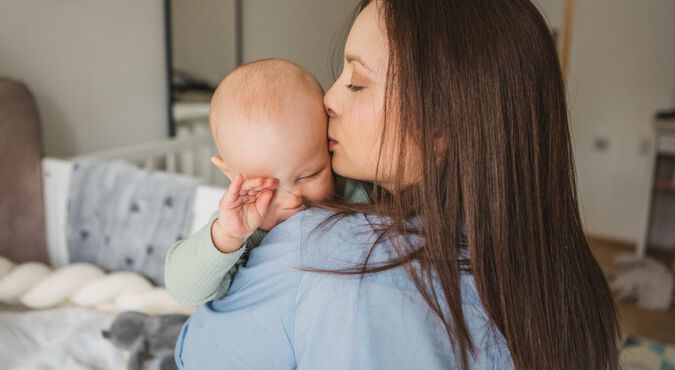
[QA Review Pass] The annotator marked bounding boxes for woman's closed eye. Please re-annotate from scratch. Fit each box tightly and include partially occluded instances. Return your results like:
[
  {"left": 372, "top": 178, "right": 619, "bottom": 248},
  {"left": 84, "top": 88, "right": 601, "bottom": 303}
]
[{"left": 346, "top": 84, "right": 364, "bottom": 92}]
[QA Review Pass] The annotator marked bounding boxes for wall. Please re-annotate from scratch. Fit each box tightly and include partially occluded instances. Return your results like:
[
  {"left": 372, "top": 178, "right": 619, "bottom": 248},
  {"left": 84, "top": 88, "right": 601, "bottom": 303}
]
[
  {"left": 0, "top": 0, "right": 358, "bottom": 156},
  {"left": 241, "top": 0, "right": 358, "bottom": 90},
  {"left": 171, "top": 0, "right": 237, "bottom": 86},
  {"left": 0, "top": 0, "right": 168, "bottom": 157},
  {"left": 533, "top": 0, "right": 565, "bottom": 29},
  {"left": 567, "top": 0, "right": 675, "bottom": 244},
  {"left": 532, "top": 0, "right": 566, "bottom": 52}
]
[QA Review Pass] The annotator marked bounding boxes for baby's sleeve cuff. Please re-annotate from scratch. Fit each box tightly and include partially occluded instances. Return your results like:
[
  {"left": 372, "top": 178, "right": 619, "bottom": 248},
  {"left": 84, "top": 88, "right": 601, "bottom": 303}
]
[{"left": 191, "top": 212, "right": 247, "bottom": 272}]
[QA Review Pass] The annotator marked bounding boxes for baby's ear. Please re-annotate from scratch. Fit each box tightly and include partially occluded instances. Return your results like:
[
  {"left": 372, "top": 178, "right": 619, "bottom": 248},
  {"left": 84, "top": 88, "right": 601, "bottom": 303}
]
[{"left": 210, "top": 156, "right": 233, "bottom": 179}]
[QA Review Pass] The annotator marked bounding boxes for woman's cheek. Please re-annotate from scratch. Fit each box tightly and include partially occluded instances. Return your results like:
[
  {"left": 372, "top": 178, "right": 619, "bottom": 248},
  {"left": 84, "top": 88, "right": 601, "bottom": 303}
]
[{"left": 347, "top": 100, "right": 376, "bottom": 135}]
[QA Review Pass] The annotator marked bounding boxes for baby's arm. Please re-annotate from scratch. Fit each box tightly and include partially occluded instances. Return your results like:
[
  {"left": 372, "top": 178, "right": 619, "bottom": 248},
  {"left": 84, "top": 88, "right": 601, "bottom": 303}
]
[
  {"left": 198, "top": 228, "right": 267, "bottom": 301},
  {"left": 165, "top": 211, "right": 244, "bottom": 305},
  {"left": 165, "top": 174, "right": 277, "bottom": 305}
]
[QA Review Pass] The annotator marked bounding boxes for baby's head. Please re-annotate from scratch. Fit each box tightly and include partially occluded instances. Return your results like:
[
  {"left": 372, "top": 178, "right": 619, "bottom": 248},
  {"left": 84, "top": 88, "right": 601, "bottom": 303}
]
[{"left": 209, "top": 58, "right": 333, "bottom": 229}]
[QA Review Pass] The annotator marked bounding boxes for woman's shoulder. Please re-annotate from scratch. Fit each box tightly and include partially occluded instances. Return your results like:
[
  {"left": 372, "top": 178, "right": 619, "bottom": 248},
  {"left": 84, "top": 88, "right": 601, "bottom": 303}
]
[
  {"left": 260, "top": 207, "right": 484, "bottom": 306},
  {"left": 252, "top": 208, "right": 513, "bottom": 369},
  {"left": 287, "top": 208, "right": 513, "bottom": 369},
  {"left": 291, "top": 207, "right": 400, "bottom": 267},
  {"left": 289, "top": 208, "right": 483, "bottom": 303},
  {"left": 254, "top": 208, "right": 373, "bottom": 262}
]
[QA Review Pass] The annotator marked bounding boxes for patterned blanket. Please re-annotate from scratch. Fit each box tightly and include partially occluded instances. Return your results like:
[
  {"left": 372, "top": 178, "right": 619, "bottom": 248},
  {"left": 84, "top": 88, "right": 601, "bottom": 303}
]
[{"left": 67, "top": 159, "right": 199, "bottom": 285}]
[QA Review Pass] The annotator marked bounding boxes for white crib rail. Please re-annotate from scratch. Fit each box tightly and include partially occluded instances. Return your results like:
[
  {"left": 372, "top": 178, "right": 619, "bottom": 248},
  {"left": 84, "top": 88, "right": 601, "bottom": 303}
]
[{"left": 73, "top": 134, "right": 226, "bottom": 187}]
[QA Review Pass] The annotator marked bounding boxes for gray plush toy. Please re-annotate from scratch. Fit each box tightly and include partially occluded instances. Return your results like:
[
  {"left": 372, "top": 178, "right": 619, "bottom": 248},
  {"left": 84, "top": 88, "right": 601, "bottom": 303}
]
[{"left": 102, "top": 311, "right": 188, "bottom": 370}]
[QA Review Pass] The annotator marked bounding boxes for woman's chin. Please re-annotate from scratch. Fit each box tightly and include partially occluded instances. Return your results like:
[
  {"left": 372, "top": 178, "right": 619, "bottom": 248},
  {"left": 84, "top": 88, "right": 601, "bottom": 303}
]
[
  {"left": 330, "top": 155, "right": 347, "bottom": 177},
  {"left": 331, "top": 156, "right": 365, "bottom": 182}
]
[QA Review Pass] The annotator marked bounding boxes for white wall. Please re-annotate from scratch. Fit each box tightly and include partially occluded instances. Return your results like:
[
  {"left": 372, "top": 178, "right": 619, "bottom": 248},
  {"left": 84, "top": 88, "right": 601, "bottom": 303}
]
[
  {"left": 567, "top": 0, "right": 675, "bottom": 243},
  {"left": 241, "top": 0, "right": 358, "bottom": 90},
  {"left": 0, "top": 0, "right": 168, "bottom": 157},
  {"left": 171, "top": 0, "right": 237, "bottom": 86}
]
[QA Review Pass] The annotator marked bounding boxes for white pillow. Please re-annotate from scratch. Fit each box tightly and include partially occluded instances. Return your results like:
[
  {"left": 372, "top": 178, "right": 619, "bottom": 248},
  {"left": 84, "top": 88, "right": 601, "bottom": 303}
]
[
  {"left": 70, "top": 271, "right": 153, "bottom": 307},
  {"left": 0, "top": 262, "right": 52, "bottom": 303},
  {"left": 95, "top": 300, "right": 120, "bottom": 314},
  {"left": 20, "top": 263, "right": 104, "bottom": 309},
  {"left": 114, "top": 288, "right": 195, "bottom": 315},
  {"left": 0, "top": 256, "right": 14, "bottom": 280}
]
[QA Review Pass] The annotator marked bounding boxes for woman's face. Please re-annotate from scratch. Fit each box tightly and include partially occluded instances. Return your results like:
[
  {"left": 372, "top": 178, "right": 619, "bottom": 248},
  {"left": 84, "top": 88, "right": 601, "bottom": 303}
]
[{"left": 324, "top": 2, "right": 391, "bottom": 185}]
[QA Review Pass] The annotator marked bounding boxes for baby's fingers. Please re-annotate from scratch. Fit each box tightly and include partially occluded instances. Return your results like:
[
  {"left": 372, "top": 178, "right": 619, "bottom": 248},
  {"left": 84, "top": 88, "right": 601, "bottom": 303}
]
[
  {"left": 222, "top": 173, "right": 244, "bottom": 206},
  {"left": 254, "top": 190, "right": 275, "bottom": 218},
  {"left": 240, "top": 177, "right": 279, "bottom": 194}
]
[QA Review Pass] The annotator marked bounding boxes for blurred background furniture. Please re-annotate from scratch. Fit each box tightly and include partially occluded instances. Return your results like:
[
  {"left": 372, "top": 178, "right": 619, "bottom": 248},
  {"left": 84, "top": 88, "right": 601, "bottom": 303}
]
[
  {"left": 0, "top": 77, "right": 226, "bottom": 370},
  {"left": 0, "top": 78, "right": 48, "bottom": 265},
  {"left": 639, "top": 113, "right": 675, "bottom": 272}
]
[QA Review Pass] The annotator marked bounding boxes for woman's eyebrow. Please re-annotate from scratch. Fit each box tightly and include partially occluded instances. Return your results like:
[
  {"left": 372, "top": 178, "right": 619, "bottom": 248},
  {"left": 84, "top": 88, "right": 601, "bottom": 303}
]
[{"left": 346, "top": 53, "right": 372, "bottom": 72}]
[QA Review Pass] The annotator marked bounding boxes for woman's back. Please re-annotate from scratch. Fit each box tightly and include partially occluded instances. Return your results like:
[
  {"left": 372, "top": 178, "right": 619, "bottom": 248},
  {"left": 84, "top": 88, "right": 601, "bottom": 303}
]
[{"left": 175, "top": 208, "right": 513, "bottom": 370}]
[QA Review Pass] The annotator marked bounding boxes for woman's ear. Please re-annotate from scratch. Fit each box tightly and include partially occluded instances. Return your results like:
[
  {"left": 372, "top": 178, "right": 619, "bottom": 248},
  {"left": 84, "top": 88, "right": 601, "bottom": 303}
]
[{"left": 210, "top": 156, "right": 233, "bottom": 180}]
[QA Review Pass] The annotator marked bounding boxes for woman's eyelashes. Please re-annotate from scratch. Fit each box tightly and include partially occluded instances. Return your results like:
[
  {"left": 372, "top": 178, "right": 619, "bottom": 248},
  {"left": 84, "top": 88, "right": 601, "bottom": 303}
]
[
  {"left": 345, "top": 68, "right": 370, "bottom": 92},
  {"left": 346, "top": 84, "right": 364, "bottom": 92}
]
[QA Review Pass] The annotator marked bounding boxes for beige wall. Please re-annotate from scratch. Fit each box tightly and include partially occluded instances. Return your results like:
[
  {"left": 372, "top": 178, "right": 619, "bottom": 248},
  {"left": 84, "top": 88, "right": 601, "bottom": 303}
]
[
  {"left": 171, "top": 0, "right": 237, "bottom": 86},
  {"left": 0, "top": 0, "right": 355, "bottom": 157},
  {"left": 567, "top": 0, "right": 675, "bottom": 243},
  {"left": 533, "top": 0, "right": 565, "bottom": 30},
  {"left": 532, "top": 0, "right": 566, "bottom": 52},
  {"left": 0, "top": 0, "right": 168, "bottom": 157},
  {"left": 241, "top": 0, "right": 358, "bottom": 90}
]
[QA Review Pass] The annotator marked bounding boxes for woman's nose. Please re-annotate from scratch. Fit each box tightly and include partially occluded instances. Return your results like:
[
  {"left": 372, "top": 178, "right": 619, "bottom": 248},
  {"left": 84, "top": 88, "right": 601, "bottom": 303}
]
[{"left": 324, "top": 87, "right": 337, "bottom": 117}]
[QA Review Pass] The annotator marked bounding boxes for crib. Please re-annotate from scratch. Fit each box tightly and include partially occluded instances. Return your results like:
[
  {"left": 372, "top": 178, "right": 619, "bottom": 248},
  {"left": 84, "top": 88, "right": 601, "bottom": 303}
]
[{"left": 42, "top": 128, "right": 228, "bottom": 268}]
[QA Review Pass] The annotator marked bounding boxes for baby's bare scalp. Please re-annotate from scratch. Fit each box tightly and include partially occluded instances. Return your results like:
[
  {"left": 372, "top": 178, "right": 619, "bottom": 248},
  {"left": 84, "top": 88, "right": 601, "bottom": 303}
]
[
  {"left": 208, "top": 58, "right": 329, "bottom": 172},
  {"left": 210, "top": 58, "right": 324, "bottom": 132}
]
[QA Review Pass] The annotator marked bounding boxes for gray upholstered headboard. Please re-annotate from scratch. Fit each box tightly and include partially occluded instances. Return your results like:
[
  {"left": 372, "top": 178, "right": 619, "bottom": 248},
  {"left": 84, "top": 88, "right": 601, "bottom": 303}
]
[{"left": 0, "top": 78, "right": 48, "bottom": 264}]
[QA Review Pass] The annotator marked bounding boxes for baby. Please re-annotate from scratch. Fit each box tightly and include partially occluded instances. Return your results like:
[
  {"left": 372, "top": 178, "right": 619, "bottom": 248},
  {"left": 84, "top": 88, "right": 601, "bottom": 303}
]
[{"left": 164, "top": 58, "right": 368, "bottom": 305}]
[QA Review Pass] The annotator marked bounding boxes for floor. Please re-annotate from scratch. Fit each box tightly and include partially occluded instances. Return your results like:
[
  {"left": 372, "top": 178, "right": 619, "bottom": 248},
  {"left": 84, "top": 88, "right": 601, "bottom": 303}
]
[{"left": 588, "top": 237, "right": 675, "bottom": 345}]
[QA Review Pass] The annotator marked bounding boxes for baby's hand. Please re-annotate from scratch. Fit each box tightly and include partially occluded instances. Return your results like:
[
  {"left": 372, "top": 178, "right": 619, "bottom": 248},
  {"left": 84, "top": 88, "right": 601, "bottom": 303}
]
[{"left": 211, "top": 173, "right": 279, "bottom": 253}]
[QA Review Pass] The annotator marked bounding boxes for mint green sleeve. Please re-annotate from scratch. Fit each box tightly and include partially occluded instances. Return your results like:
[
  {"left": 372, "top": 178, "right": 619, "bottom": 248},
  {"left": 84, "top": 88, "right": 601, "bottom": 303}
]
[
  {"left": 337, "top": 176, "right": 371, "bottom": 204},
  {"left": 164, "top": 211, "right": 266, "bottom": 305}
]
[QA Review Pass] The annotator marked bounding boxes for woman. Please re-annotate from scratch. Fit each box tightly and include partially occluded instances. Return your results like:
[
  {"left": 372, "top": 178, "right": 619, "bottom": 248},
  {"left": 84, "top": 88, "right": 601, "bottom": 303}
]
[
  {"left": 325, "top": 0, "right": 621, "bottom": 368},
  {"left": 176, "top": 1, "right": 621, "bottom": 369}
]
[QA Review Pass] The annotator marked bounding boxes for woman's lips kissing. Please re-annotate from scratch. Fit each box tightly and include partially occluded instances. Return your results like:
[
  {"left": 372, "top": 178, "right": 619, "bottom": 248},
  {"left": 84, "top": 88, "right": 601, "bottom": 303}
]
[{"left": 328, "top": 137, "right": 338, "bottom": 152}]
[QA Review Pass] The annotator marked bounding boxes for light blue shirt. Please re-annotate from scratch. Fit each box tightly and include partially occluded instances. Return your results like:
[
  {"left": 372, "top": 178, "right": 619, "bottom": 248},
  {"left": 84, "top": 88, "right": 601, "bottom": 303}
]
[{"left": 174, "top": 208, "right": 514, "bottom": 369}]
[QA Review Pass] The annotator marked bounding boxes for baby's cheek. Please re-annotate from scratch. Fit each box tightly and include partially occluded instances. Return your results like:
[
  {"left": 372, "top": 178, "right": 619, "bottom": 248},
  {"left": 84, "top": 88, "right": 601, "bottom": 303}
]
[{"left": 307, "top": 173, "right": 334, "bottom": 202}]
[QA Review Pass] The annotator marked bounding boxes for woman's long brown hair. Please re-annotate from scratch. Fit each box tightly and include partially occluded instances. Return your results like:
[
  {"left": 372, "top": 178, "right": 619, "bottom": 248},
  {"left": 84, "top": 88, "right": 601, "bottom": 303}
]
[{"left": 316, "top": 1, "right": 621, "bottom": 369}]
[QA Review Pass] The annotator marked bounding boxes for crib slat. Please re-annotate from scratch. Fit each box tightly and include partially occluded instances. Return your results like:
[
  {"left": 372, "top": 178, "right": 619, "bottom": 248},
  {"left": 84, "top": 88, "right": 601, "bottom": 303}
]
[
  {"left": 181, "top": 150, "right": 195, "bottom": 176},
  {"left": 166, "top": 153, "right": 176, "bottom": 173},
  {"left": 143, "top": 158, "right": 155, "bottom": 170},
  {"left": 73, "top": 133, "right": 218, "bottom": 183}
]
